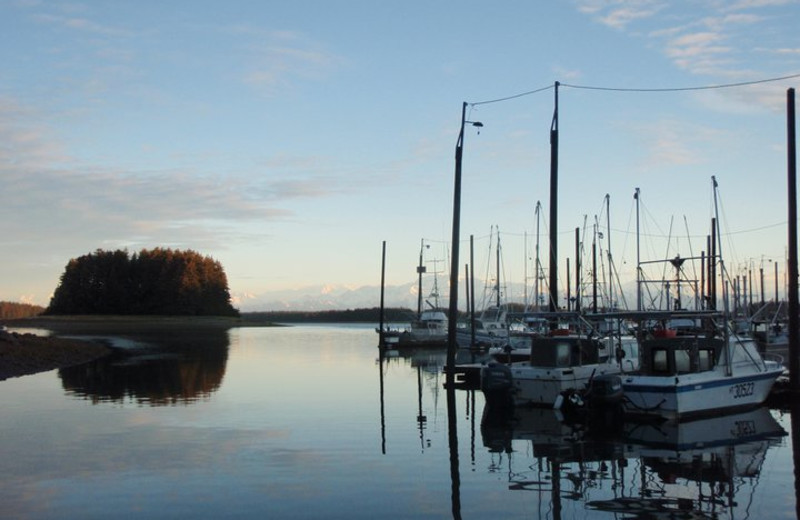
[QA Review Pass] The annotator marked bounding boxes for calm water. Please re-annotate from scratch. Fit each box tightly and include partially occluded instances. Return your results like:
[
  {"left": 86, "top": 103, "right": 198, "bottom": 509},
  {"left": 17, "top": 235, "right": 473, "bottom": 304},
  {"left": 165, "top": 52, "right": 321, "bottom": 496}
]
[{"left": 1, "top": 323, "right": 798, "bottom": 519}]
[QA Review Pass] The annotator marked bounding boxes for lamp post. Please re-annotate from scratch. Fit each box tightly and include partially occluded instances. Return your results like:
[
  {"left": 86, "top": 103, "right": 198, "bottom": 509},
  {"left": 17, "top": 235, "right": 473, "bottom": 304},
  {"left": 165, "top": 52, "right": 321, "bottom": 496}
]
[{"left": 446, "top": 101, "right": 482, "bottom": 385}]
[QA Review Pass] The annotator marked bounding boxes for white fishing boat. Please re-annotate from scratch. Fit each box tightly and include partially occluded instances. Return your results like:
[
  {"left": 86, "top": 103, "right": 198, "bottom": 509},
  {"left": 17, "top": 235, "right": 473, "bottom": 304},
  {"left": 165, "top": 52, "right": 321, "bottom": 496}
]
[
  {"left": 455, "top": 305, "right": 509, "bottom": 348},
  {"left": 404, "top": 309, "right": 448, "bottom": 341},
  {"left": 619, "top": 321, "right": 784, "bottom": 421},
  {"left": 480, "top": 324, "right": 640, "bottom": 408},
  {"left": 617, "top": 177, "right": 785, "bottom": 421}
]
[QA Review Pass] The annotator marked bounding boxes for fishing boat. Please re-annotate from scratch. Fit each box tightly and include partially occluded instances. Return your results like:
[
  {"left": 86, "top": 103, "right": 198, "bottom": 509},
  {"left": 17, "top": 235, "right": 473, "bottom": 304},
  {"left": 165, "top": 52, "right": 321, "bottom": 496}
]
[
  {"left": 480, "top": 317, "right": 640, "bottom": 409},
  {"left": 455, "top": 305, "right": 509, "bottom": 349},
  {"left": 619, "top": 312, "right": 784, "bottom": 421},
  {"left": 750, "top": 301, "right": 789, "bottom": 354}
]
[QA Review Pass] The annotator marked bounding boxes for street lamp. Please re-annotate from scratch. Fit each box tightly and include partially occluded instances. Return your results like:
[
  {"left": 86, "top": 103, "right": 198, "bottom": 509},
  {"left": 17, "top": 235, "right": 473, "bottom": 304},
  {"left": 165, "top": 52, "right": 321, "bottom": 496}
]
[{"left": 446, "top": 102, "right": 482, "bottom": 385}]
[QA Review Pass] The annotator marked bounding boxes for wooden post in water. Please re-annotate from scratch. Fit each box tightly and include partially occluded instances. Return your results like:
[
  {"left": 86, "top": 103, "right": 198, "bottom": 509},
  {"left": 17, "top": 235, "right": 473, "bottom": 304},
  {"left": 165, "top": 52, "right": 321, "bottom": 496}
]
[
  {"left": 470, "top": 235, "right": 476, "bottom": 348},
  {"left": 464, "top": 263, "right": 470, "bottom": 346},
  {"left": 548, "top": 82, "right": 560, "bottom": 315},
  {"left": 574, "top": 227, "right": 580, "bottom": 313},
  {"left": 379, "top": 241, "right": 387, "bottom": 348},
  {"left": 566, "top": 257, "right": 571, "bottom": 311},
  {"left": 701, "top": 251, "right": 706, "bottom": 309},
  {"left": 592, "top": 229, "right": 598, "bottom": 313},
  {"left": 775, "top": 262, "right": 779, "bottom": 302},
  {"left": 787, "top": 87, "right": 799, "bottom": 391}
]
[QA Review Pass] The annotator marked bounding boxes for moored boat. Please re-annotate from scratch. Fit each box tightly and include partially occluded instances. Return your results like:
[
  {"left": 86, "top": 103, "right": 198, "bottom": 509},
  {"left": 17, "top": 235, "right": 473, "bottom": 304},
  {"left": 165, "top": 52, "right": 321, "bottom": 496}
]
[
  {"left": 619, "top": 314, "right": 784, "bottom": 421},
  {"left": 480, "top": 323, "right": 640, "bottom": 409}
]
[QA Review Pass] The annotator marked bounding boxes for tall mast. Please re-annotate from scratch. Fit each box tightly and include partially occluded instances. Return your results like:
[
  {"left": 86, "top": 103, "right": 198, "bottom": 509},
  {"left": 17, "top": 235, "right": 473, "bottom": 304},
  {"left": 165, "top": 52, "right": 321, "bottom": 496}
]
[
  {"left": 417, "top": 239, "right": 426, "bottom": 318},
  {"left": 535, "top": 201, "right": 542, "bottom": 311},
  {"left": 496, "top": 227, "right": 501, "bottom": 308},
  {"left": 523, "top": 231, "right": 528, "bottom": 309},
  {"left": 606, "top": 194, "right": 613, "bottom": 310},
  {"left": 635, "top": 188, "right": 641, "bottom": 311},
  {"left": 712, "top": 176, "right": 732, "bottom": 376}
]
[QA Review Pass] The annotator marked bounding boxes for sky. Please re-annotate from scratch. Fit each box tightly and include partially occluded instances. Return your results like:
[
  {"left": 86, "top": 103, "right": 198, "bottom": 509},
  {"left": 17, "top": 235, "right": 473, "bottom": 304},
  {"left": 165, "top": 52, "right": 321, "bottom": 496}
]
[{"left": 2, "top": 0, "right": 799, "bottom": 312}]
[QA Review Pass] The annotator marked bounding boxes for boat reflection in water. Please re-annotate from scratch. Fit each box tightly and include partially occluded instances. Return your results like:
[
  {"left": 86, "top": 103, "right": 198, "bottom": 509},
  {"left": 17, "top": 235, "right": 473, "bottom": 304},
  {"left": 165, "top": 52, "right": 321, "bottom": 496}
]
[
  {"left": 481, "top": 405, "right": 786, "bottom": 519},
  {"left": 58, "top": 328, "right": 230, "bottom": 405}
]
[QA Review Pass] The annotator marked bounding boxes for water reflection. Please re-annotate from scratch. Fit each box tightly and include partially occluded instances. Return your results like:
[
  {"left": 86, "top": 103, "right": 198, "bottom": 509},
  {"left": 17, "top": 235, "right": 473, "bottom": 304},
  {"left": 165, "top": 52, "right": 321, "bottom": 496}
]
[
  {"left": 481, "top": 405, "right": 786, "bottom": 519},
  {"left": 58, "top": 328, "right": 230, "bottom": 405}
]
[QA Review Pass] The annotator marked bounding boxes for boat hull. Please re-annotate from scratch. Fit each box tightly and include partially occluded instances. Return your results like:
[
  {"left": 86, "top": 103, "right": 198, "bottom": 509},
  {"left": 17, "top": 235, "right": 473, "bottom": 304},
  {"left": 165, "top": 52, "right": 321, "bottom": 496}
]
[
  {"left": 621, "top": 366, "right": 783, "bottom": 421},
  {"left": 483, "top": 362, "right": 624, "bottom": 407}
]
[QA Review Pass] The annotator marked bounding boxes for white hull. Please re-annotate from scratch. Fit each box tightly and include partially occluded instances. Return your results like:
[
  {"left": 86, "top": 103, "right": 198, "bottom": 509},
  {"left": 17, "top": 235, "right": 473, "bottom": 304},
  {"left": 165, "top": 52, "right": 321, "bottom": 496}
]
[
  {"left": 481, "top": 335, "right": 639, "bottom": 408},
  {"left": 508, "top": 362, "right": 623, "bottom": 406},
  {"left": 622, "top": 368, "right": 782, "bottom": 421}
]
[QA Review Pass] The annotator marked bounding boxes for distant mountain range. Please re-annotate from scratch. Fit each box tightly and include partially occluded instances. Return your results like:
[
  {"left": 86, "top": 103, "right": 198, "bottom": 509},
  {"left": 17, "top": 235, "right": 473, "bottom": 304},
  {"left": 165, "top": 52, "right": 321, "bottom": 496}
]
[
  {"left": 234, "top": 279, "right": 638, "bottom": 313},
  {"left": 234, "top": 280, "right": 544, "bottom": 312},
  {"left": 233, "top": 283, "right": 420, "bottom": 312}
]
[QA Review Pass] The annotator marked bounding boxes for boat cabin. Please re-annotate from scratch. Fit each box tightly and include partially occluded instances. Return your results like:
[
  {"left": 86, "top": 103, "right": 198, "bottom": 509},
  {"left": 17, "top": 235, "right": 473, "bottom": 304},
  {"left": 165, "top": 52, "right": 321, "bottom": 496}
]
[
  {"left": 639, "top": 337, "right": 723, "bottom": 375},
  {"left": 529, "top": 336, "right": 605, "bottom": 368}
]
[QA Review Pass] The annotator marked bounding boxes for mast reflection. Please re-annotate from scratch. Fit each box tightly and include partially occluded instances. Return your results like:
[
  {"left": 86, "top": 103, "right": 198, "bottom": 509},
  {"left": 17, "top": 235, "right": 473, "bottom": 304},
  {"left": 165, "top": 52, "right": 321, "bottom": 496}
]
[{"left": 481, "top": 405, "right": 786, "bottom": 519}]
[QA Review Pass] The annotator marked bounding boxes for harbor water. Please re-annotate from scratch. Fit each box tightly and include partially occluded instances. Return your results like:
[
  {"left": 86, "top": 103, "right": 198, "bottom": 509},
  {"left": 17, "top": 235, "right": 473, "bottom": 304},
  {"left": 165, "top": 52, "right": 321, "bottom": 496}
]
[{"left": 1, "top": 323, "right": 798, "bottom": 519}]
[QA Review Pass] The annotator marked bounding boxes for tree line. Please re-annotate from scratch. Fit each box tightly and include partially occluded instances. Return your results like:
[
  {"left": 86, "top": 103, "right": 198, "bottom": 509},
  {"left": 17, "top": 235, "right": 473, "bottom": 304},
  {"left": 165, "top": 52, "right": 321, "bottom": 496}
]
[
  {"left": 46, "top": 248, "right": 239, "bottom": 316},
  {"left": 244, "top": 307, "right": 414, "bottom": 323},
  {"left": 0, "top": 301, "right": 45, "bottom": 319}
]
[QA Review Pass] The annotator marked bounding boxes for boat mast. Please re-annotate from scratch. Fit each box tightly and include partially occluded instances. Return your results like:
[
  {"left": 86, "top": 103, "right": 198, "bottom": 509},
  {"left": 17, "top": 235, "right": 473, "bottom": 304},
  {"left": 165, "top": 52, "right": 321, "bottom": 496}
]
[
  {"left": 711, "top": 176, "right": 733, "bottom": 376},
  {"left": 606, "top": 194, "right": 613, "bottom": 310},
  {"left": 523, "top": 231, "right": 528, "bottom": 309},
  {"left": 592, "top": 219, "right": 598, "bottom": 313},
  {"left": 635, "top": 187, "right": 641, "bottom": 311},
  {"left": 496, "top": 227, "right": 501, "bottom": 308},
  {"left": 417, "top": 239, "right": 427, "bottom": 318},
  {"left": 535, "top": 201, "right": 542, "bottom": 311}
]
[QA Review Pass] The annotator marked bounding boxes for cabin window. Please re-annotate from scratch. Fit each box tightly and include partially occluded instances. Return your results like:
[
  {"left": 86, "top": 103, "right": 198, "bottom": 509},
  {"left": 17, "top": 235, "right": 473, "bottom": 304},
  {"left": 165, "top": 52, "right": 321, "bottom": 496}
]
[
  {"left": 556, "top": 342, "right": 571, "bottom": 367},
  {"left": 675, "top": 349, "right": 692, "bottom": 373},
  {"left": 698, "top": 349, "right": 714, "bottom": 371},
  {"left": 530, "top": 340, "right": 573, "bottom": 367},
  {"left": 651, "top": 349, "right": 669, "bottom": 373}
]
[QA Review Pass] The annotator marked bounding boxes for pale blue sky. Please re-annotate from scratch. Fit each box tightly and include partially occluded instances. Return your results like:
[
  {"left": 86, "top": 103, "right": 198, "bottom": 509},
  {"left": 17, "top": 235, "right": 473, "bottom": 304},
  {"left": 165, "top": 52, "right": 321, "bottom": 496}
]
[{"left": 2, "top": 0, "right": 799, "bottom": 310}]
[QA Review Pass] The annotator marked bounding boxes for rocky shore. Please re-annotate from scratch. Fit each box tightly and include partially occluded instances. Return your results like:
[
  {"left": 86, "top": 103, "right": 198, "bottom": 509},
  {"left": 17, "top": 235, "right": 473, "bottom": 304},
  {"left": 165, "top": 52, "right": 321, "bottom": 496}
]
[{"left": 0, "top": 329, "right": 111, "bottom": 381}]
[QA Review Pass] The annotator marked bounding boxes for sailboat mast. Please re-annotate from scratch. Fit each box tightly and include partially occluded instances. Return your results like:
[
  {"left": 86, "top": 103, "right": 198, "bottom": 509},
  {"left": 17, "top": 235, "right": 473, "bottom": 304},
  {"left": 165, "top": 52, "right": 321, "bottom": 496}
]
[
  {"left": 635, "top": 188, "right": 641, "bottom": 311},
  {"left": 535, "top": 201, "right": 541, "bottom": 311},
  {"left": 417, "top": 239, "right": 425, "bottom": 318},
  {"left": 606, "top": 194, "right": 613, "bottom": 310},
  {"left": 496, "top": 229, "right": 501, "bottom": 308},
  {"left": 712, "top": 176, "right": 733, "bottom": 376},
  {"left": 524, "top": 231, "right": 528, "bottom": 309}
]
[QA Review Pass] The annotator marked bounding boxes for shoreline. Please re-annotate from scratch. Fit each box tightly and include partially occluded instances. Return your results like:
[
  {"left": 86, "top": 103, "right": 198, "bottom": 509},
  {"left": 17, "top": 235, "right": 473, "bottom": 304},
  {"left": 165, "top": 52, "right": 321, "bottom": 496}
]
[
  {"left": 0, "top": 314, "right": 280, "bottom": 382},
  {"left": 0, "top": 330, "right": 111, "bottom": 382},
  {"left": 3, "top": 314, "right": 281, "bottom": 333}
]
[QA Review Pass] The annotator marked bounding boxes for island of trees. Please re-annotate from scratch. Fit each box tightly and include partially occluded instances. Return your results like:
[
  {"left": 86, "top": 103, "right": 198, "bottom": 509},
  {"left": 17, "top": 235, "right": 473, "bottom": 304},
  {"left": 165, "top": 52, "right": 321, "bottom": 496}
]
[{"left": 46, "top": 248, "right": 239, "bottom": 317}]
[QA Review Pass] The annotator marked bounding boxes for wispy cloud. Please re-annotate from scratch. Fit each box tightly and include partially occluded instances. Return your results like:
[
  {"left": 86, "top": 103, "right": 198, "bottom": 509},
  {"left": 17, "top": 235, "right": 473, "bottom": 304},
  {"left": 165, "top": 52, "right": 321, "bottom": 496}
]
[
  {"left": 0, "top": 98, "right": 346, "bottom": 255},
  {"left": 238, "top": 29, "right": 347, "bottom": 93},
  {"left": 31, "top": 11, "right": 132, "bottom": 38},
  {"left": 574, "top": 0, "right": 666, "bottom": 29},
  {"left": 574, "top": 0, "right": 800, "bottom": 99}
]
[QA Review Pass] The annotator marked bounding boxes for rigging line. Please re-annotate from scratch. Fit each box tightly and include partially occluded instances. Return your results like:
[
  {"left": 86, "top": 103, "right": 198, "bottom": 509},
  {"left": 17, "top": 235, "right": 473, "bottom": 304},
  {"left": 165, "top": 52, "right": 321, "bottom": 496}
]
[
  {"left": 469, "top": 84, "right": 554, "bottom": 107},
  {"left": 560, "top": 72, "right": 800, "bottom": 93}
]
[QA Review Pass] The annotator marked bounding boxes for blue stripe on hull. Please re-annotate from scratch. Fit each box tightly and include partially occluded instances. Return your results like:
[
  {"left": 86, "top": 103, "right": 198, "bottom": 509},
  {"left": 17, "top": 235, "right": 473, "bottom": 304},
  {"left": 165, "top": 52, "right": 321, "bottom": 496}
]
[{"left": 622, "top": 370, "right": 780, "bottom": 395}]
